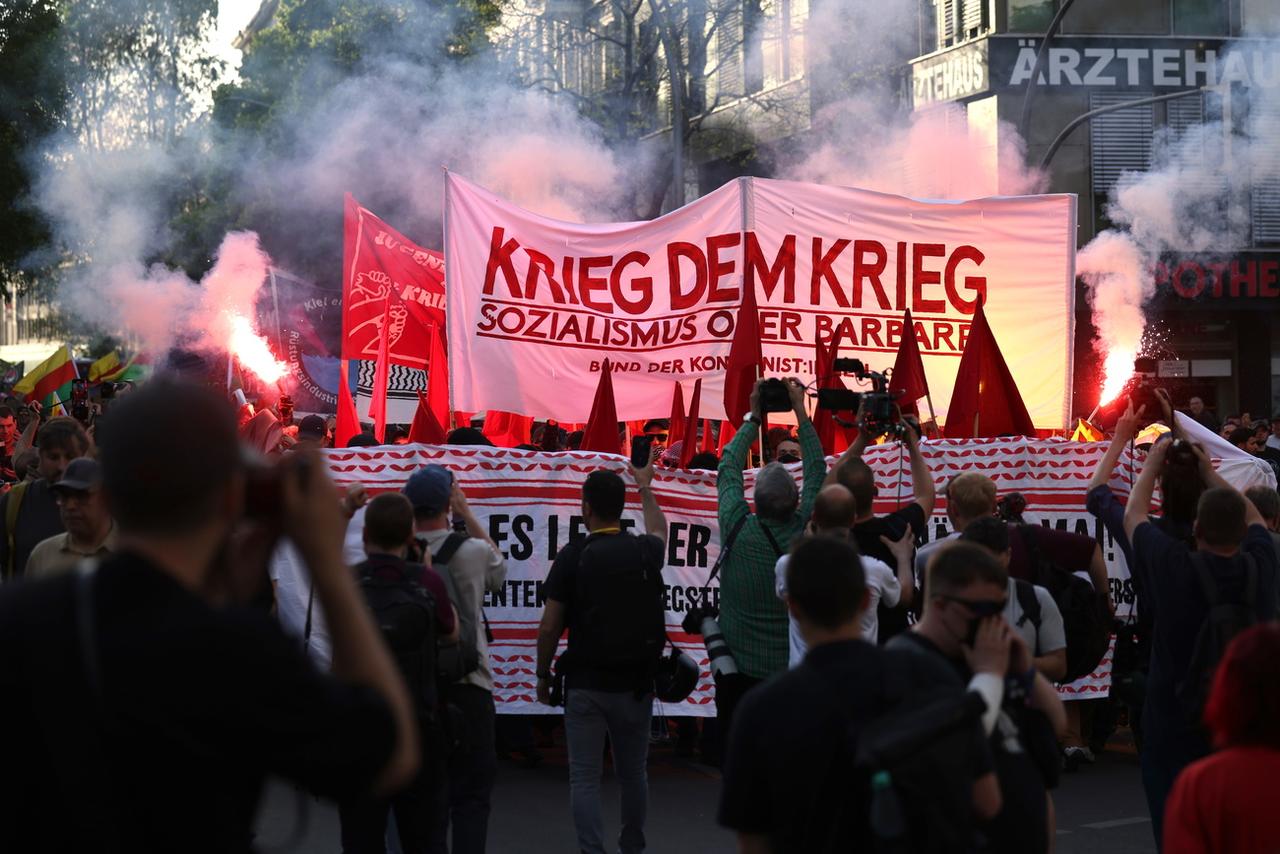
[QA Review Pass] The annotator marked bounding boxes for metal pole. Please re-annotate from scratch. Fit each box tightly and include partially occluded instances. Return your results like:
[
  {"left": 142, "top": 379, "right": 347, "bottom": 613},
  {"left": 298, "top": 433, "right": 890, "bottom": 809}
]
[
  {"left": 1039, "top": 88, "right": 1210, "bottom": 173},
  {"left": 1017, "top": 0, "right": 1079, "bottom": 143}
]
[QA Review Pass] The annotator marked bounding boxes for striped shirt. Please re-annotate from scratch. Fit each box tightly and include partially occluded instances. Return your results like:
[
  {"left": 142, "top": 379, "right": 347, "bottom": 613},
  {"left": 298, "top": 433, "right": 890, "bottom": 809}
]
[{"left": 716, "top": 419, "right": 826, "bottom": 678}]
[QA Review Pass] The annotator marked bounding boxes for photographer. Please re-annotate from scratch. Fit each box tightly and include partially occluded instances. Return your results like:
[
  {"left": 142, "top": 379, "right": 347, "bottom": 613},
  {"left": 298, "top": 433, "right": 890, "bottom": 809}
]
[
  {"left": 825, "top": 400, "right": 934, "bottom": 642},
  {"left": 536, "top": 455, "right": 667, "bottom": 854},
  {"left": 713, "top": 377, "right": 826, "bottom": 755},
  {"left": 1122, "top": 436, "right": 1278, "bottom": 848},
  {"left": 891, "top": 543, "right": 1066, "bottom": 854},
  {"left": 0, "top": 417, "right": 91, "bottom": 579},
  {"left": 0, "top": 380, "right": 419, "bottom": 850}
]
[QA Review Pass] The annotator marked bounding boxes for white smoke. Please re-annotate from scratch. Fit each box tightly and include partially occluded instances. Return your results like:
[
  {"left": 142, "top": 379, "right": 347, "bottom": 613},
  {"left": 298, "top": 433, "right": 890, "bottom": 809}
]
[{"left": 1079, "top": 47, "right": 1280, "bottom": 400}]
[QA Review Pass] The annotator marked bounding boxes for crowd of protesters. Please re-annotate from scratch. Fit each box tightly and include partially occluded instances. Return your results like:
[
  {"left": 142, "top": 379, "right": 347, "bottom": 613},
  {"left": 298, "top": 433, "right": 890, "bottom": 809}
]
[{"left": 0, "top": 368, "right": 1276, "bottom": 854}]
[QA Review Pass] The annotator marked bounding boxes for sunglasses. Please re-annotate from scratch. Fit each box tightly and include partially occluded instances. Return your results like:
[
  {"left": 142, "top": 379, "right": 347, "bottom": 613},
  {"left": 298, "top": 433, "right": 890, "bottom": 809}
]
[{"left": 939, "top": 595, "right": 1007, "bottom": 618}]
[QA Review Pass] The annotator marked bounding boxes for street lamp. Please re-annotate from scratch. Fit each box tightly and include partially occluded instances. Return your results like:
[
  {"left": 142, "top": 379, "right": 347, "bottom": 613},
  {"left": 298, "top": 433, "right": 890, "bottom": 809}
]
[{"left": 1038, "top": 87, "right": 1211, "bottom": 172}]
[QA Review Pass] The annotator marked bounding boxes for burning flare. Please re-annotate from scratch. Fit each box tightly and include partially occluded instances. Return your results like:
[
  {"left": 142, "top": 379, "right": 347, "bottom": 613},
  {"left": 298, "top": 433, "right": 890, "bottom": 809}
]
[
  {"left": 1099, "top": 345, "right": 1139, "bottom": 407},
  {"left": 228, "top": 313, "right": 287, "bottom": 384}
]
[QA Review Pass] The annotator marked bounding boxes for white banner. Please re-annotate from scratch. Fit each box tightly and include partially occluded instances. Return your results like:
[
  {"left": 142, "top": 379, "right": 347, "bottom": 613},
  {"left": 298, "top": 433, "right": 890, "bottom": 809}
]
[
  {"left": 323, "top": 437, "right": 1140, "bottom": 714},
  {"left": 445, "top": 173, "right": 1077, "bottom": 429}
]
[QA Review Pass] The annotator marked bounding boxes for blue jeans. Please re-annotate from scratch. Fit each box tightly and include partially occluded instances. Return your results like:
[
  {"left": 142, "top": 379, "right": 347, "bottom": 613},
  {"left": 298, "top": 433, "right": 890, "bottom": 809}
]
[{"left": 564, "top": 689, "right": 652, "bottom": 854}]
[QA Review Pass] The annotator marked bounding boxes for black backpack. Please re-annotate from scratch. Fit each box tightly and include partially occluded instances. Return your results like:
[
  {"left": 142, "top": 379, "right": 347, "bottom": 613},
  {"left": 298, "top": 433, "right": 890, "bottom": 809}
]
[
  {"left": 431, "top": 532, "right": 486, "bottom": 685},
  {"left": 563, "top": 532, "right": 666, "bottom": 677},
  {"left": 848, "top": 649, "right": 988, "bottom": 854},
  {"left": 1016, "top": 525, "right": 1110, "bottom": 683},
  {"left": 357, "top": 560, "right": 441, "bottom": 717},
  {"left": 1010, "top": 579, "right": 1043, "bottom": 652},
  {"left": 1175, "top": 552, "right": 1259, "bottom": 725}
]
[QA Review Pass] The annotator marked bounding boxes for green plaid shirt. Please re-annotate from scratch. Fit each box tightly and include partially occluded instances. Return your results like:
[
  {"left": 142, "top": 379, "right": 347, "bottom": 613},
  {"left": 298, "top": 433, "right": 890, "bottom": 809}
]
[{"left": 716, "top": 419, "right": 826, "bottom": 678}]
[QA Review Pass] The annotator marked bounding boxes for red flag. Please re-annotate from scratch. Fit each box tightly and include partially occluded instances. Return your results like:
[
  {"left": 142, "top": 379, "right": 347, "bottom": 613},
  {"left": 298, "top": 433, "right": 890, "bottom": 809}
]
[
  {"left": 945, "top": 301, "right": 1035, "bottom": 438},
  {"left": 668, "top": 382, "right": 686, "bottom": 449},
  {"left": 891, "top": 309, "right": 930, "bottom": 407},
  {"left": 717, "top": 420, "right": 736, "bottom": 454},
  {"left": 409, "top": 391, "right": 447, "bottom": 444},
  {"left": 342, "top": 194, "right": 444, "bottom": 368},
  {"left": 722, "top": 277, "right": 763, "bottom": 427},
  {"left": 580, "top": 360, "right": 620, "bottom": 454},
  {"left": 482, "top": 411, "right": 533, "bottom": 447},
  {"left": 335, "top": 359, "right": 361, "bottom": 447},
  {"left": 425, "top": 322, "right": 449, "bottom": 432},
  {"left": 812, "top": 333, "right": 850, "bottom": 456},
  {"left": 679, "top": 379, "right": 703, "bottom": 468},
  {"left": 368, "top": 291, "right": 392, "bottom": 442},
  {"left": 701, "top": 419, "right": 715, "bottom": 453}
]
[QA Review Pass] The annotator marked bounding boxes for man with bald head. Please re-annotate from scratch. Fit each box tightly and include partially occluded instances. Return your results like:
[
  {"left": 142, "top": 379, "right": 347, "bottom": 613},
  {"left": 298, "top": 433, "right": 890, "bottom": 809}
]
[
  {"left": 774, "top": 484, "right": 914, "bottom": 664},
  {"left": 825, "top": 407, "right": 934, "bottom": 642}
]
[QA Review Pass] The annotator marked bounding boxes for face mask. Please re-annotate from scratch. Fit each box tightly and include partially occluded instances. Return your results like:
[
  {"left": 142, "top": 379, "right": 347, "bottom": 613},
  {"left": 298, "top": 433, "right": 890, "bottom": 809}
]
[{"left": 777, "top": 452, "right": 800, "bottom": 464}]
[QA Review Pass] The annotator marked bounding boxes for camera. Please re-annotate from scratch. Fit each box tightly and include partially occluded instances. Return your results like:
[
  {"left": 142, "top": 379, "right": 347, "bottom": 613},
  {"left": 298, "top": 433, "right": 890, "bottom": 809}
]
[
  {"left": 681, "top": 605, "right": 738, "bottom": 678},
  {"left": 757, "top": 378, "right": 793, "bottom": 413},
  {"left": 821, "top": 359, "right": 906, "bottom": 440},
  {"left": 1165, "top": 438, "right": 1198, "bottom": 468},
  {"left": 1126, "top": 357, "right": 1161, "bottom": 414}
]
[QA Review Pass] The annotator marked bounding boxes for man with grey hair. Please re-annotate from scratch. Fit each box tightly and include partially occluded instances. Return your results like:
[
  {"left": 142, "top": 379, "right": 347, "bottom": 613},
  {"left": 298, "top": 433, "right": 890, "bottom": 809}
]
[{"left": 713, "top": 377, "right": 825, "bottom": 762}]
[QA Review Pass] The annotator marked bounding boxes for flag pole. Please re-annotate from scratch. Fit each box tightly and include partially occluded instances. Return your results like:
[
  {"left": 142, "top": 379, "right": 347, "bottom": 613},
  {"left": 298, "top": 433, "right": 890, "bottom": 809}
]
[{"left": 924, "top": 390, "right": 939, "bottom": 438}]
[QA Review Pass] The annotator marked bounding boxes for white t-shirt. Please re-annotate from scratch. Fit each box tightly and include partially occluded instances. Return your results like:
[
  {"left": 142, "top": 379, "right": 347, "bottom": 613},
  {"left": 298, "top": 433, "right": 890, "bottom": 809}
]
[
  {"left": 1004, "top": 578, "right": 1067, "bottom": 657},
  {"left": 774, "top": 551, "right": 901, "bottom": 667}
]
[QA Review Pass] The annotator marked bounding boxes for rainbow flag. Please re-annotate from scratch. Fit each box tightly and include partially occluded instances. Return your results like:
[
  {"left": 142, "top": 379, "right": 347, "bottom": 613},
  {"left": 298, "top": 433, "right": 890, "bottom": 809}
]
[{"left": 14, "top": 346, "right": 77, "bottom": 414}]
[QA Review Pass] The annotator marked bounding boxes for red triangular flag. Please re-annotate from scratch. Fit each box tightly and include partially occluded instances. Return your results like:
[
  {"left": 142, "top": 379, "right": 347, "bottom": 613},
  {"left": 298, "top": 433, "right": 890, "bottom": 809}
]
[
  {"left": 580, "top": 360, "right": 620, "bottom": 454},
  {"left": 722, "top": 277, "right": 763, "bottom": 427},
  {"left": 891, "top": 309, "right": 930, "bottom": 407},
  {"left": 717, "top": 419, "right": 737, "bottom": 454},
  {"left": 367, "top": 292, "right": 392, "bottom": 442},
  {"left": 409, "top": 391, "right": 447, "bottom": 444},
  {"left": 425, "top": 322, "right": 449, "bottom": 432},
  {"left": 701, "top": 418, "right": 715, "bottom": 453},
  {"left": 335, "top": 359, "right": 361, "bottom": 447},
  {"left": 812, "top": 333, "right": 847, "bottom": 456},
  {"left": 944, "top": 301, "right": 1035, "bottom": 438},
  {"left": 668, "top": 382, "right": 686, "bottom": 450},
  {"left": 679, "top": 379, "right": 703, "bottom": 468}
]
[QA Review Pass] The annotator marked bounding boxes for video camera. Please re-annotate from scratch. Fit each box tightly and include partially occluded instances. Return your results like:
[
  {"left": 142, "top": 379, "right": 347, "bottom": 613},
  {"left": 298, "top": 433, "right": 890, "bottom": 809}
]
[{"left": 817, "top": 359, "right": 909, "bottom": 440}]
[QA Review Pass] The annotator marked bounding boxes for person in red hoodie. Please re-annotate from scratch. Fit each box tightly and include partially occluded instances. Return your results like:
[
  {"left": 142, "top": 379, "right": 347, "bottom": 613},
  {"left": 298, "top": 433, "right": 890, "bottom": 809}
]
[{"left": 1164, "top": 624, "right": 1280, "bottom": 854}]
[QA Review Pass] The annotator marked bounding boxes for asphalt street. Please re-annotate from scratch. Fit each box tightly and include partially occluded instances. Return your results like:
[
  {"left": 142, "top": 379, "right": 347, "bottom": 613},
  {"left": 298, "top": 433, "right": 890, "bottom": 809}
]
[{"left": 255, "top": 722, "right": 1155, "bottom": 853}]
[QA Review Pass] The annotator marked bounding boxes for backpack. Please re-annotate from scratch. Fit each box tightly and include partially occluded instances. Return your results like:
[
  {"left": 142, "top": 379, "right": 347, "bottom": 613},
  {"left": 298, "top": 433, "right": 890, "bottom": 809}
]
[
  {"left": 1175, "top": 552, "right": 1259, "bottom": 725},
  {"left": 431, "top": 532, "right": 486, "bottom": 685},
  {"left": 1010, "top": 579, "right": 1042, "bottom": 653},
  {"left": 563, "top": 532, "right": 666, "bottom": 677},
  {"left": 357, "top": 560, "right": 441, "bottom": 717},
  {"left": 1016, "top": 525, "right": 1110, "bottom": 683},
  {"left": 848, "top": 649, "right": 988, "bottom": 854}
]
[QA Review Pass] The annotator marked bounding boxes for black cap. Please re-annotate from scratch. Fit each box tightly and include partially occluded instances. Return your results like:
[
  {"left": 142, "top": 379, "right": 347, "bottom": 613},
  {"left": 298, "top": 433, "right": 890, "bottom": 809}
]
[{"left": 298, "top": 414, "right": 327, "bottom": 440}]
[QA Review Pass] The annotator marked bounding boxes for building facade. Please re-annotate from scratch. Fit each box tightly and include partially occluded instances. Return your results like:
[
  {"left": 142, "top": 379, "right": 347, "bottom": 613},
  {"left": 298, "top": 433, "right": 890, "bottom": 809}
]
[{"left": 909, "top": 0, "right": 1280, "bottom": 419}]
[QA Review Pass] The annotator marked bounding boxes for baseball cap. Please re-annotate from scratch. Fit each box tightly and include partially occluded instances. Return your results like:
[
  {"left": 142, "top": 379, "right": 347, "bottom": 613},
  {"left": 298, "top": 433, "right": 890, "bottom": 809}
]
[
  {"left": 298, "top": 414, "right": 327, "bottom": 440},
  {"left": 403, "top": 464, "right": 453, "bottom": 514},
  {"left": 52, "top": 457, "right": 102, "bottom": 493}
]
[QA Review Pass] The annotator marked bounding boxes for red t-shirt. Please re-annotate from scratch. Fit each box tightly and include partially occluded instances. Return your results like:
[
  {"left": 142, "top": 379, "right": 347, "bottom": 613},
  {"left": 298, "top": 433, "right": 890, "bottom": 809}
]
[
  {"left": 1164, "top": 746, "right": 1280, "bottom": 854},
  {"left": 1007, "top": 525, "right": 1096, "bottom": 582}
]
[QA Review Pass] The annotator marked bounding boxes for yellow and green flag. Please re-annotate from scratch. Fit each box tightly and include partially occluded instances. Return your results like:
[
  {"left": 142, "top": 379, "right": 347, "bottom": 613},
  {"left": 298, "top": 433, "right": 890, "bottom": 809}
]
[{"left": 89, "top": 351, "right": 150, "bottom": 385}]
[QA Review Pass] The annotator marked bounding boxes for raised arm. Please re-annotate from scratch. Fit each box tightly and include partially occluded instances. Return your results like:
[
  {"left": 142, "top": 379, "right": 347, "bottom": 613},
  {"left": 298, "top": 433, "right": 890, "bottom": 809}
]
[
  {"left": 903, "top": 424, "right": 936, "bottom": 518},
  {"left": 1088, "top": 401, "right": 1144, "bottom": 493},
  {"left": 1123, "top": 437, "right": 1169, "bottom": 542},
  {"left": 718, "top": 384, "right": 762, "bottom": 531},
  {"left": 788, "top": 377, "right": 827, "bottom": 519},
  {"left": 1190, "top": 443, "right": 1265, "bottom": 528},
  {"left": 631, "top": 448, "right": 667, "bottom": 545}
]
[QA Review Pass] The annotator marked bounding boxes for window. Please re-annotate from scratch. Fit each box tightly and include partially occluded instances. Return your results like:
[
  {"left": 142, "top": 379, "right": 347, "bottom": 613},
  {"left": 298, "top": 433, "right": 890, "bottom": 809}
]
[
  {"left": 1007, "top": 0, "right": 1054, "bottom": 32},
  {"left": 1090, "top": 90, "right": 1153, "bottom": 198},
  {"left": 715, "top": 0, "right": 745, "bottom": 100},
  {"left": 1062, "top": 0, "right": 1169, "bottom": 34},
  {"left": 744, "top": 0, "right": 764, "bottom": 93},
  {"left": 1242, "top": 0, "right": 1280, "bottom": 35},
  {"left": 1251, "top": 96, "right": 1280, "bottom": 244},
  {"left": 1173, "top": 0, "right": 1227, "bottom": 35}
]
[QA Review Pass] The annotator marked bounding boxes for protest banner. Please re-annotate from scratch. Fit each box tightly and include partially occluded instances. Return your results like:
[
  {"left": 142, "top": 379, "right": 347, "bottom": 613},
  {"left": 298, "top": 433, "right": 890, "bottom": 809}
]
[
  {"left": 260, "top": 268, "right": 343, "bottom": 413},
  {"left": 324, "top": 436, "right": 1138, "bottom": 713},
  {"left": 445, "top": 174, "right": 1077, "bottom": 430}
]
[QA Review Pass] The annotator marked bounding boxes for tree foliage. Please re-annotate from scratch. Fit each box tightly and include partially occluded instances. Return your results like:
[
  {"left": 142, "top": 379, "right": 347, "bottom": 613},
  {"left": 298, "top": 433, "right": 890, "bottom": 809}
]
[{"left": 0, "top": 0, "right": 66, "bottom": 296}]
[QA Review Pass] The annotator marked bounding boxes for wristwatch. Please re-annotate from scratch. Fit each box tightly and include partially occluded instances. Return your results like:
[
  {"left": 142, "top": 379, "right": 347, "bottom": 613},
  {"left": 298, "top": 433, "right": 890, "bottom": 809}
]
[{"left": 743, "top": 412, "right": 760, "bottom": 425}]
